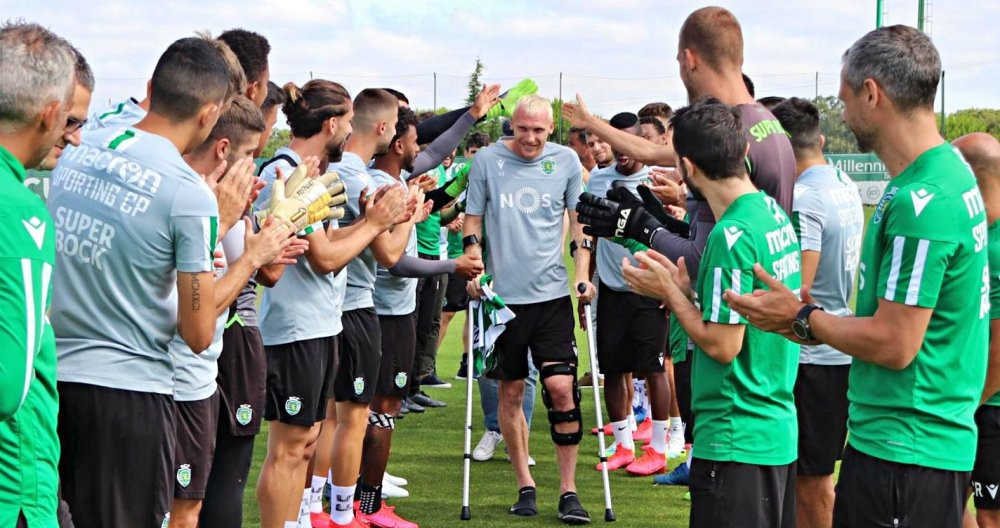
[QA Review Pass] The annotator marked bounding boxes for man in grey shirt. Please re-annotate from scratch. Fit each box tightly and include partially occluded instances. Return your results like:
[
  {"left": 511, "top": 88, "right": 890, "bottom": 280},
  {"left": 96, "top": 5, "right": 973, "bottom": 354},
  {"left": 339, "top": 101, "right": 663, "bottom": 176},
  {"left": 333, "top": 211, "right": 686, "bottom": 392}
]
[
  {"left": 464, "top": 95, "right": 596, "bottom": 524},
  {"left": 771, "top": 97, "right": 863, "bottom": 528}
]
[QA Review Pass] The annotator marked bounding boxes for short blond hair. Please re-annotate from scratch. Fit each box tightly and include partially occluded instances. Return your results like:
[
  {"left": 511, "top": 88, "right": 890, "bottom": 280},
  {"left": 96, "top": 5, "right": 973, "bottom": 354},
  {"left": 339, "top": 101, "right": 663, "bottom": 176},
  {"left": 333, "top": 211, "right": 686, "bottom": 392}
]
[{"left": 513, "top": 94, "right": 553, "bottom": 122}]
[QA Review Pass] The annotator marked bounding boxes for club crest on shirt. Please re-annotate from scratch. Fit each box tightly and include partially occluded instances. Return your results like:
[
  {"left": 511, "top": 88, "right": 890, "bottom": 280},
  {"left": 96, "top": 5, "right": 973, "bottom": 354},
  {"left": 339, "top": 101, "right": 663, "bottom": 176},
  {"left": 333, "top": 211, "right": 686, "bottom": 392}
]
[
  {"left": 176, "top": 464, "right": 192, "bottom": 488},
  {"left": 541, "top": 159, "right": 556, "bottom": 175},
  {"left": 284, "top": 396, "right": 302, "bottom": 416},
  {"left": 872, "top": 186, "right": 898, "bottom": 225},
  {"left": 236, "top": 404, "right": 253, "bottom": 426},
  {"left": 354, "top": 377, "right": 366, "bottom": 395},
  {"left": 394, "top": 372, "right": 408, "bottom": 388}
]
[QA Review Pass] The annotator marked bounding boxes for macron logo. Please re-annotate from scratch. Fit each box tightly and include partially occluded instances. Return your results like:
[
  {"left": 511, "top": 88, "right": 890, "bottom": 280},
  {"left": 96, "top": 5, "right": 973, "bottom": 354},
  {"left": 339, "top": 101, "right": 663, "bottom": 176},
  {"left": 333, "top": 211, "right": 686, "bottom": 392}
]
[
  {"left": 496, "top": 159, "right": 505, "bottom": 171},
  {"left": 724, "top": 226, "right": 744, "bottom": 249},
  {"left": 22, "top": 217, "right": 46, "bottom": 250},
  {"left": 989, "top": 484, "right": 999, "bottom": 500},
  {"left": 910, "top": 189, "right": 934, "bottom": 217}
]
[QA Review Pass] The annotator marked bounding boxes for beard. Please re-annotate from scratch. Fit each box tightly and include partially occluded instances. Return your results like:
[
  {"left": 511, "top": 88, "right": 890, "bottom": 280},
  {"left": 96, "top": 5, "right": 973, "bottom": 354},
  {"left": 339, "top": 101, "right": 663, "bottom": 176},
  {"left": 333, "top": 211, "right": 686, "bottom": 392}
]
[
  {"left": 682, "top": 173, "right": 706, "bottom": 202},
  {"left": 325, "top": 136, "right": 347, "bottom": 163},
  {"left": 850, "top": 124, "right": 877, "bottom": 153}
]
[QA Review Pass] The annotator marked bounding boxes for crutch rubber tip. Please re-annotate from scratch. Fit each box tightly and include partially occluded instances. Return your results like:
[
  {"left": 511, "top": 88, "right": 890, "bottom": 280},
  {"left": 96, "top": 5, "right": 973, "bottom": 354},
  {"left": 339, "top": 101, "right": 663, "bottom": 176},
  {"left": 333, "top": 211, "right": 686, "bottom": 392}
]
[
  {"left": 605, "top": 509, "right": 616, "bottom": 522},
  {"left": 460, "top": 506, "right": 471, "bottom": 520},
  {"left": 463, "top": 454, "right": 472, "bottom": 460}
]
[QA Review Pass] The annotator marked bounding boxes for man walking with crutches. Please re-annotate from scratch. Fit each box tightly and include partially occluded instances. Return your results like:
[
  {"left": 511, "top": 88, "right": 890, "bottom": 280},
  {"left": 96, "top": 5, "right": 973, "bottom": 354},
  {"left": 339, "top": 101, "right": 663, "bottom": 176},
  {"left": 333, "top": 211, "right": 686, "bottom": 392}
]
[{"left": 463, "top": 95, "right": 596, "bottom": 524}]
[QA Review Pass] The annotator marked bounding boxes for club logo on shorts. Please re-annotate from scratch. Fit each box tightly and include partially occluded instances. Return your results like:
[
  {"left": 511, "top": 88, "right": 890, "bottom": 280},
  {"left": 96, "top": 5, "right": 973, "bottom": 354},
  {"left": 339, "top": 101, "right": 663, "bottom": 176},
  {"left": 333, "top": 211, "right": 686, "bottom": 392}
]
[
  {"left": 540, "top": 159, "right": 556, "bottom": 175},
  {"left": 394, "top": 372, "right": 408, "bottom": 388},
  {"left": 236, "top": 404, "right": 253, "bottom": 426},
  {"left": 354, "top": 377, "right": 366, "bottom": 395},
  {"left": 285, "top": 396, "right": 302, "bottom": 416},
  {"left": 161, "top": 512, "right": 171, "bottom": 528},
  {"left": 176, "top": 464, "right": 192, "bottom": 488}
]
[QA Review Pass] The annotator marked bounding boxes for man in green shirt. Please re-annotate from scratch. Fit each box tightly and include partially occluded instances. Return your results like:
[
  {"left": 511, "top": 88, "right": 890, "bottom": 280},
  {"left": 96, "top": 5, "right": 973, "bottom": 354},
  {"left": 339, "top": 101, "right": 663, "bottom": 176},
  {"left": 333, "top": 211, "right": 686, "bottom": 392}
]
[
  {"left": 726, "top": 26, "right": 987, "bottom": 527},
  {"left": 623, "top": 98, "right": 801, "bottom": 527},
  {"left": 0, "top": 22, "right": 77, "bottom": 528},
  {"left": 953, "top": 132, "right": 1000, "bottom": 528}
]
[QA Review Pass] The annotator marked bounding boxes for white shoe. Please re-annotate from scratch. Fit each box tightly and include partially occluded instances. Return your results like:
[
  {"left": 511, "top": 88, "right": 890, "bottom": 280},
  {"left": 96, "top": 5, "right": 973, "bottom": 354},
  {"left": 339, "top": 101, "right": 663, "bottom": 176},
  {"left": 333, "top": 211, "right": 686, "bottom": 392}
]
[
  {"left": 384, "top": 471, "right": 407, "bottom": 487},
  {"left": 528, "top": 455, "right": 537, "bottom": 467},
  {"left": 381, "top": 480, "right": 409, "bottom": 498},
  {"left": 473, "top": 431, "right": 503, "bottom": 461},
  {"left": 667, "top": 426, "right": 686, "bottom": 459}
]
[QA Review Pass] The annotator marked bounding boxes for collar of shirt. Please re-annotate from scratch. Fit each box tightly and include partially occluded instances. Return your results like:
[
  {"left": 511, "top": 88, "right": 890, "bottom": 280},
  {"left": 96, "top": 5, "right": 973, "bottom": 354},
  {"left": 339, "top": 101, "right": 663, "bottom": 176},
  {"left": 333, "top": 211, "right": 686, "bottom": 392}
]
[{"left": 0, "top": 144, "right": 26, "bottom": 184}]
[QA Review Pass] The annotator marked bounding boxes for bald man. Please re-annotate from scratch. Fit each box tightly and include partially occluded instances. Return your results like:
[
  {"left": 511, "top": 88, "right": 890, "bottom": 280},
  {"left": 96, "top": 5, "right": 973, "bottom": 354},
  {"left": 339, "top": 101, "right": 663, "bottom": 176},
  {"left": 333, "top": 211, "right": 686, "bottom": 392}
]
[{"left": 955, "top": 132, "right": 1000, "bottom": 528}]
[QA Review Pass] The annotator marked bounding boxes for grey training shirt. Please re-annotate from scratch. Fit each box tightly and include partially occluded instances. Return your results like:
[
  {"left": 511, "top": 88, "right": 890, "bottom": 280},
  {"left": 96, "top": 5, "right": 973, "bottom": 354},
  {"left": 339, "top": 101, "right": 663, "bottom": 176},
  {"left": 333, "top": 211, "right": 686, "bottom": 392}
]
[
  {"left": 465, "top": 140, "right": 584, "bottom": 304},
  {"left": 588, "top": 164, "right": 652, "bottom": 292},
  {"left": 49, "top": 127, "right": 218, "bottom": 395},
  {"left": 793, "top": 164, "right": 864, "bottom": 365},
  {"left": 371, "top": 169, "right": 418, "bottom": 316},
  {"left": 335, "top": 152, "right": 379, "bottom": 312}
]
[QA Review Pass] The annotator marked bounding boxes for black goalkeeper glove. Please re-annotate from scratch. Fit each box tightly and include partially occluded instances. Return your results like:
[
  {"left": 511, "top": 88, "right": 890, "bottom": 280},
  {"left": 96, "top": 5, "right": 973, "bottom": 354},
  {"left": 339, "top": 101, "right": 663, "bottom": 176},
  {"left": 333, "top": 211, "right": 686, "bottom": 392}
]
[
  {"left": 636, "top": 184, "right": 690, "bottom": 238},
  {"left": 575, "top": 184, "right": 663, "bottom": 247}
]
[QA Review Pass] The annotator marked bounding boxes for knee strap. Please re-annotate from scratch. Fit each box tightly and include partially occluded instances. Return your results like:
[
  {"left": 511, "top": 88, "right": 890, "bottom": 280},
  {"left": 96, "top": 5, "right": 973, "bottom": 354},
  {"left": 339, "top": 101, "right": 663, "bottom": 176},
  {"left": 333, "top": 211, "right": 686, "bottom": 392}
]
[
  {"left": 539, "top": 362, "right": 583, "bottom": 446},
  {"left": 369, "top": 411, "right": 395, "bottom": 430}
]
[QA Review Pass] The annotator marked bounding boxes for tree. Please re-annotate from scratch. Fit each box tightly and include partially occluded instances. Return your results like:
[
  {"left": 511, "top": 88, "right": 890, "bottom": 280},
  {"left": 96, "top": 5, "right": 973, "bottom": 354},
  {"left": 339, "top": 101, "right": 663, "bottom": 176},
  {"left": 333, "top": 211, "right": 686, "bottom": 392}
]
[
  {"left": 811, "top": 95, "right": 860, "bottom": 154},
  {"left": 466, "top": 58, "right": 484, "bottom": 106},
  {"left": 943, "top": 109, "right": 1000, "bottom": 142},
  {"left": 260, "top": 128, "right": 291, "bottom": 159}
]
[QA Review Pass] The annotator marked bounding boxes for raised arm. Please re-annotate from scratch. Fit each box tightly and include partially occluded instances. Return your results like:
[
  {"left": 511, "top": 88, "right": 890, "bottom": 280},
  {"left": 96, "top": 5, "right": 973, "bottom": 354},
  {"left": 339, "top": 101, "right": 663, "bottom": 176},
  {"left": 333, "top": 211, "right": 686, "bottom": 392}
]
[{"left": 563, "top": 94, "right": 674, "bottom": 166}]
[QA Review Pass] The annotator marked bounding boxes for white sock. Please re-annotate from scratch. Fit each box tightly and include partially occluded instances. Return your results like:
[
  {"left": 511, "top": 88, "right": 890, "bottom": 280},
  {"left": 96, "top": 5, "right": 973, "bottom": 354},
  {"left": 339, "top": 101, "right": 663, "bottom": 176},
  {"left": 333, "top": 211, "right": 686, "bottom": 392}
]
[
  {"left": 298, "top": 488, "right": 311, "bottom": 527},
  {"left": 685, "top": 455, "right": 693, "bottom": 469},
  {"left": 285, "top": 522, "right": 300, "bottom": 528},
  {"left": 669, "top": 416, "right": 683, "bottom": 433},
  {"left": 329, "top": 484, "right": 356, "bottom": 525},
  {"left": 310, "top": 475, "right": 327, "bottom": 513},
  {"left": 651, "top": 420, "right": 669, "bottom": 454},
  {"left": 627, "top": 410, "right": 637, "bottom": 432},
  {"left": 611, "top": 419, "right": 634, "bottom": 451}
]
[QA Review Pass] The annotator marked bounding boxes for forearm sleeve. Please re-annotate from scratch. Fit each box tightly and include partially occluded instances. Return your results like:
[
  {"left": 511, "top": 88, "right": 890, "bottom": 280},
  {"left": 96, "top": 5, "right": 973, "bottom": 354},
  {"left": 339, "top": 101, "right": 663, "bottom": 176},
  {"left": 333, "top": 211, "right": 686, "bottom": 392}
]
[
  {"left": 416, "top": 107, "right": 472, "bottom": 145},
  {"left": 411, "top": 112, "right": 477, "bottom": 177},
  {"left": 388, "top": 254, "right": 457, "bottom": 278}
]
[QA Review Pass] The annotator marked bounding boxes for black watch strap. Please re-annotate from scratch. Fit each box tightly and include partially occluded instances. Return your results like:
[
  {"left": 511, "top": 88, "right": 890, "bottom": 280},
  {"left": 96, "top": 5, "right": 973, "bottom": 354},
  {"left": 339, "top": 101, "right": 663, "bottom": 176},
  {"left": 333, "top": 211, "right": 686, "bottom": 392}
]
[
  {"left": 462, "top": 234, "right": 480, "bottom": 248},
  {"left": 792, "top": 304, "right": 824, "bottom": 340}
]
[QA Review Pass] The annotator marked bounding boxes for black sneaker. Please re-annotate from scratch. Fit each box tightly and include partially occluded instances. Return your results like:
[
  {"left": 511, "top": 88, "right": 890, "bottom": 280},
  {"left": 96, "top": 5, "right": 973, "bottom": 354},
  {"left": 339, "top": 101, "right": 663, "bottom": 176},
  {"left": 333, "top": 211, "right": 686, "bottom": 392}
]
[
  {"left": 411, "top": 391, "right": 446, "bottom": 408},
  {"left": 419, "top": 373, "right": 452, "bottom": 388},
  {"left": 404, "top": 398, "right": 425, "bottom": 413},
  {"left": 509, "top": 486, "right": 537, "bottom": 517},
  {"left": 456, "top": 354, "right": 469, "bottom": 380},
  {"left": 399, "top": 400, "right": 410, "bottom": 416},
  {"left": 557, "top": 492, "right": 591, "bottom": 524}
]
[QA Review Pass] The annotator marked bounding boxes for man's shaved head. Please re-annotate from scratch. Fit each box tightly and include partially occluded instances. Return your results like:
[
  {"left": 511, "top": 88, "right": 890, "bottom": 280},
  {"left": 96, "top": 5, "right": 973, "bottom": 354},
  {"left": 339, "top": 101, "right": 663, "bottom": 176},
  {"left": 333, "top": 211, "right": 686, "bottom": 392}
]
[
  {"left": 679, "top": 6, "right": 744, "bottom": 71},
  {"left": 954, "top": 133, "right": 1000, "bottom": 187}
]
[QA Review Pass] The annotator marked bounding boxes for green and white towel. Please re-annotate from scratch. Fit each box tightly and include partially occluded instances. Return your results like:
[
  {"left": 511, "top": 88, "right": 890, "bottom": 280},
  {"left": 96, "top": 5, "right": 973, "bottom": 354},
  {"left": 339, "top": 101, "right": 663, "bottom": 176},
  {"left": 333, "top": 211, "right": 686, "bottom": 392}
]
[{"left": 470, "top": 275, "right": 515, "bottom": 376}]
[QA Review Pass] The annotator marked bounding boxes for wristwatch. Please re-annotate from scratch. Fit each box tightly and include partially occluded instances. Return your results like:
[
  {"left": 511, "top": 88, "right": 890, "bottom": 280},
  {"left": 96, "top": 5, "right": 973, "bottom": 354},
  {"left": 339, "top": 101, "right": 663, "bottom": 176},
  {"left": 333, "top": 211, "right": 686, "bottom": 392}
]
[
  {"left": 462, "top": 234, "right": 480, "bottom": 248},
  {"left": 791, "top": 304, "right": 824, "bottom": 341}
]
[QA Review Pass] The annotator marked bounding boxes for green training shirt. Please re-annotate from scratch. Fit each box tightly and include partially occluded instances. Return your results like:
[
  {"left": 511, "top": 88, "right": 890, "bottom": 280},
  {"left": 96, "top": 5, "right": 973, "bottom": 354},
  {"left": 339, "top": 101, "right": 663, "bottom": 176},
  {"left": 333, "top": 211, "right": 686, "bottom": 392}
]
[
  {"left": 849, "top": 143, "right": 988, "bottom": 471},
  {"left": 691, "top": 191, "right": 801, "bottom": 465},
  {"left": 0, "top": 144, "right": 58, "bottom": 527},
  {"left": 986, "top": 220, "right": 1000, "bottom": 407},
  {"left": 416, "top": 165, "right": 446, "bottom": 256}
]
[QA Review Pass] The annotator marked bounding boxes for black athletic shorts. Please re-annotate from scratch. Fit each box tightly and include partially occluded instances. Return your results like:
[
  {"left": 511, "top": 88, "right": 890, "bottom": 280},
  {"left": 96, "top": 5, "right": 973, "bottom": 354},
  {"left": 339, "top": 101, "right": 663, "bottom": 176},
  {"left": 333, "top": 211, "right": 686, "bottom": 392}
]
[
  {"left": 595, "top": 283, "right": 667, "bottom": 375},
  {"left": 443, "top": 271, "right": 470, "bottom": 312},
  {"left": 57, "top": 382, "right": 175, "bottom": 528},
  {"left": 794, "top": 363, "right": 850, "bottom": 476},
  {"left": 972, "top": 405, "right": 1000, "bottom": 509},
  {"left": 335, "top": 308, "right": 381, "bottom": 403},
  {"left": 489, "top": 296, "right": 578, "bottom": 381},
  {"left": 833, "top": 444, "right": 968, "bottom": 527},
  {"left": 264, "top": 335, "right": 337, "bottom": 426},
  {"left": 689, "top": 458, "right": 796, "bottom": 528},
  {"left": 174, "top": 391, "right": 220, "bottom": 499},
  {"left": 376, "top": 312, "right": 417, "bottom": 398},
  {"left": 217, "top": 323, "right": 266, "bottom": 436}
]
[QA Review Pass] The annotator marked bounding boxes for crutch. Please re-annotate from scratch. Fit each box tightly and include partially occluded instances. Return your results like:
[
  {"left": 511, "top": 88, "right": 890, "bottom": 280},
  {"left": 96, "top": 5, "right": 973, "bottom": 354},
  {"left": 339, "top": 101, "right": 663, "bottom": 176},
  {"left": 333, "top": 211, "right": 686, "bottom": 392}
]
[
  {"left": 578, "top": 283, "right": 616, "bottom": 522},
  {"left": 460, "top": 304, "right": 475, "bottom": 520}
]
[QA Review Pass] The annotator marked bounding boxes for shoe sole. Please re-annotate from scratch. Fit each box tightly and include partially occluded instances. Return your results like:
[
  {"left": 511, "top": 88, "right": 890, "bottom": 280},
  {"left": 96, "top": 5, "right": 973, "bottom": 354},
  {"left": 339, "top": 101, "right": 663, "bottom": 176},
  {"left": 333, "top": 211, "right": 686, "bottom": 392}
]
[{"left": 558, "top": 513, "right": 591, "bottom": 524}]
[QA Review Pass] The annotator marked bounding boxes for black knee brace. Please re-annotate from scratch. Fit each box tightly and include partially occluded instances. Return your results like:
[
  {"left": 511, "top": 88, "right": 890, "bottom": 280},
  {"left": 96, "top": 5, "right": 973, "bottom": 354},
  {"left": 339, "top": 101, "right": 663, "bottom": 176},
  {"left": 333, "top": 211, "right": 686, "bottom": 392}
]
[{"left": 540, "top": 362, "right": 583, "bottom": 446}]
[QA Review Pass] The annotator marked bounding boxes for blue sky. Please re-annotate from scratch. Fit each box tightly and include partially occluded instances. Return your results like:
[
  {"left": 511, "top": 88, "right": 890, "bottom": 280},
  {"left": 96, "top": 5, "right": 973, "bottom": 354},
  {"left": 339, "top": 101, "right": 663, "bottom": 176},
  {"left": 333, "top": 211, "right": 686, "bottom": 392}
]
[{"left": 4, "top": 0, "right": 998, "bottom": 120}]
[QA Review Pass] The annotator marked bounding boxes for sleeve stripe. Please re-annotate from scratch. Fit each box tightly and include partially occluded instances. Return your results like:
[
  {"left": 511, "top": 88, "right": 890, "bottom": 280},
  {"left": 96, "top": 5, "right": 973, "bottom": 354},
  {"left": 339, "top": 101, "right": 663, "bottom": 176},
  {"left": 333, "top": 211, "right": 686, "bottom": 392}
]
[
  {"left": 728, "top": 269, "right": 742, "bottom": 324},
  {"left": 710, "top": 267, "right": 722, "bottom": 322},
  {"left": 905, "top": 239, "right": 930, "bottom": 305},
  {"left": 19, "top": 259, "right": 36, "bottom": 408},
  {"left": 884, "top": 235, "right": 905, "bottom": 300}
]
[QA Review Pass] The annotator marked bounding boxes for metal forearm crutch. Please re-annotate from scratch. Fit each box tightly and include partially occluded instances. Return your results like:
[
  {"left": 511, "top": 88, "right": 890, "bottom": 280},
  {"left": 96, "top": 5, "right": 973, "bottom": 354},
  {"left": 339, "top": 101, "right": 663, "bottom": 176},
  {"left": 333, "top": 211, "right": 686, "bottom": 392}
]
[
  {"left": 579, "top": 284, "right": 615, "bottom": 522},
  {"left": 460, "top": 304, "right": 475, "bottom": 520}
]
